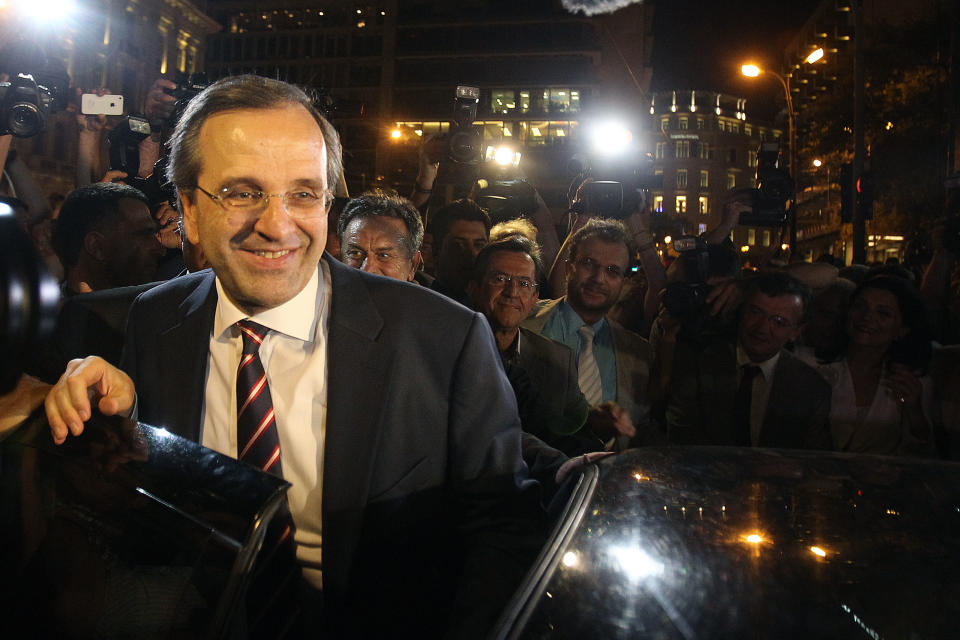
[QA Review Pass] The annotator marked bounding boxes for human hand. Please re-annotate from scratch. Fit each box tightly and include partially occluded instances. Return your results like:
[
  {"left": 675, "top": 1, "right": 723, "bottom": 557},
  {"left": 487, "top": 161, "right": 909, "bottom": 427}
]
[
  {"left": 145, "top": 78, "right": 177, "bottom": 124},
  {"left": 154, "top": 202, "right": 181, "bottom": 249},
  {"left": 45, "top": 357, "right": 136, "bottom": 445},
  {"left": 885, "top": 364, "right": 923, "bottom": 408},
  {"left": 0, "top": 374, "right": 51, "bottom": 442},
  {"left": 97, "top": 169, "right": 128, "bottom": 183},
  {"left": 587, "top": 402, "right": 636, "bottom": 440},
  {"left": 555, "top": 451, "right": 615, "bottom": 484},
  {"left": 705, "top": 277, "right": 741, "bottom": 318},
  {"left": 75, "top": 87, "right": 112, "bottom": 132}
]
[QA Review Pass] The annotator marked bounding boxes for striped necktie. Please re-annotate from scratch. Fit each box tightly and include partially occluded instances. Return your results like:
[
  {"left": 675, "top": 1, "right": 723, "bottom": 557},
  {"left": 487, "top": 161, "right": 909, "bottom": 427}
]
[
  {"left": 578, "top": 325, "right": 604, "bottom": 406},
  {"left": 236, "top": 320, "right": 282, "bottom": 476},
  {"left": 235, "top": 320, "right": 301, "bottom": 637}
]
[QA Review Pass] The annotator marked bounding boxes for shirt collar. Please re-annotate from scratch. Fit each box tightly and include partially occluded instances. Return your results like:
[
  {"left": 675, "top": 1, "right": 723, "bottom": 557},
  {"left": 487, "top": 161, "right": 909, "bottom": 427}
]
[
  {"left": 558, "top": 298, "right": 608, "bottom": 336},
  {"left": 736, "top": 345, "right": 781, "bottom": 381},
  {"left": 214, "top": 266, "right": 322, "bottom": 342}
]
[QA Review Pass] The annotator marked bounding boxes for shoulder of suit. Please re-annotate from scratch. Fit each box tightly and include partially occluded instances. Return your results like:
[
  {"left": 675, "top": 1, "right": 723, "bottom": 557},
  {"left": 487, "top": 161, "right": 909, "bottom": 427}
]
[
  {"left": 134, "top": 269, "right": 213, "bottom": 305},
  {"left": 520, "top": 326, "right": 573, "bottom": 356},
  {"left": 609, "top": 319, "right": 651, "bottom": 355},
  {"left": 777, "top": 349, "right": 831, "bottom": 393}
]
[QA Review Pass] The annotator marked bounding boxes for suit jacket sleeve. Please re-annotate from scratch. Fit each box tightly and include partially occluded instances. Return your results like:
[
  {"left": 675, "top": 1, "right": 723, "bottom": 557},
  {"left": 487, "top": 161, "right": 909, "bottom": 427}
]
[{"left": 447, "top": 312, "right": 545, "bottom": 637}]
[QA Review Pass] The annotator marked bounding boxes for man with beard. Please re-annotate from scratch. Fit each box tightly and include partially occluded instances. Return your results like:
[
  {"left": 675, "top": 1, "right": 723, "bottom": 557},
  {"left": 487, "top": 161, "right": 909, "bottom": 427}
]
[{"left": 522, "top": 219, "right": 655, "bottom": 446}]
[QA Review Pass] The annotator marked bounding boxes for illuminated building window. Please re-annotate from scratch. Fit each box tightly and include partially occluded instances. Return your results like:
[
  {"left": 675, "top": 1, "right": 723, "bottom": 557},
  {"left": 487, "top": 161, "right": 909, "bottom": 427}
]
[
  {"left": 546, "top": 88, "right": 579, "bottom": 113},
  {"left": 676, "top": 195, "right": 687, "bottom": 214},
  {"left": 697, "top": 117, "right": 704, "bottom": 130},
  {"left": 748, "top": 152, "right": 758, "bottom": 168},
  {"left": 748, "top": 228, "right": 756, "bottom": 245},
  {"left": 699, "top": 196, "right": 709, "bottom": 214},
  {"left": 700, "top": 143, "right": 712, "bottom": 160},
  {"left": 520, "top": 91, "right": 531, "bottom": 113},
  {"left": 675, "top": 140, "right": 690, "bottom": 158},
  {"left": 727, "top": 173, "right": 736, "bottom": 189},
  {"left": 679, "top": 117, "right": 688, "bottom": 130},
  {"left": 700, "top": 170, "right": 709, "bottom": 188},
  {"left": 661, "top": 116, "right": 670, "bottom": 131},
  {"left": 698, "top": 223, "right": 707, "bottom": 234},
  {"left": 676, "top": 169, "right": 687, "bottom": 189},
  {"left": 655, "top": 142, "right": 665, "bottom": 159},
  {"left": 762, "top": 230, "right": 771, "bottom": 246},
  {"left": 491, "top": 90, "right": 515, "bottom": 115},
  {"left": 654, "top": 195, "right": 663, "bottom": 212},
  {"left": 744, "top": 125, "right": 752, "bottom": 136}
]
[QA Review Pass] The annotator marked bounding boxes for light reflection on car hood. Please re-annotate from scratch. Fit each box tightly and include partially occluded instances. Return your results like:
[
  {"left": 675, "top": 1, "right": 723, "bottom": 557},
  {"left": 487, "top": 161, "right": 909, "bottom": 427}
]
[{"left": 501, "top": 447, "right": 960, "bottom": 639}]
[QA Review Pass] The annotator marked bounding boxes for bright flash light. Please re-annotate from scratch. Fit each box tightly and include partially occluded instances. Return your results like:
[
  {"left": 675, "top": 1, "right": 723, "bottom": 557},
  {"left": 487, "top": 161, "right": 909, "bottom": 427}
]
[
  {"left": 562, "top": 551, "right": 578, "bottom": 567},
  {"left": 744, "top": 533, "right": 765, "bottom": 544},
  {"left": 806, "top": 48, "right": 825, "bottom": 64},
  {"left": 810, "top": 546, "right": 827, "bottom": 557},
  {"left": 740, "top": 245, "right": 750, "bottom": 253},
  {"left": 741, "top": 64, "right": 761, "bottom": 78},
  {"left": 414, "top": 129, "right": 423, "bottom": 136},
  {"left": 18, "top": 0, "right": 76, "bottom": 19},
  {"left": 610, "top": 545, "right": 664, "bottom": 581},
  {"left": 390, "top": 129, "right": 402, "bottom": 139},
  {"left": 589, "top": 121, "right": 633, "bottom": 156},
  {"left": 663, "top": 235, "right": 672, "bottom": 244},
  {"left": 485, "top": 145, "right": 521, "bottom": 167},
  {"left": 813, "top": 159, "right": 823, "bottom": 167},
  {"left": 781, "top": 243, "right": 789, "bottom": 251}
]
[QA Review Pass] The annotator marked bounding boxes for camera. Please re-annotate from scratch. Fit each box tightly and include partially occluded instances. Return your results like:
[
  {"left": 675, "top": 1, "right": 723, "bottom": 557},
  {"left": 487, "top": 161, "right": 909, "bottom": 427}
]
[
  {"left": 425, "top": 85, "right": 483, "bottom": 165},
  {"left": 474, "top": 178, "right": 538, "bottom": 224},
  {"left": 741, "top": 141, "right": 794, "bottom": 227},
  {"left": 568, "top": 151, "right": 662, "bottom": 219},
  {"left": 0, "top": 74, "right": 55, "bottom": 138},
  {"left": 663, "top": 235, "right": 712, "bottom": 319},
  {"left": 108, "top": 116, "right": 151, "bottom": 178},
  {"left": 162, "top": 73, "right": 209, "bottom": 128}
]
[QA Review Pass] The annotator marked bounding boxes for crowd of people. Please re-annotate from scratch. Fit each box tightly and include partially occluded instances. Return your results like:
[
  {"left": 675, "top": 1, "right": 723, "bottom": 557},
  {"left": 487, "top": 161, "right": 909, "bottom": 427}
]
[{"left": 2, "top": 73, "right": 960, "bottom": 636}]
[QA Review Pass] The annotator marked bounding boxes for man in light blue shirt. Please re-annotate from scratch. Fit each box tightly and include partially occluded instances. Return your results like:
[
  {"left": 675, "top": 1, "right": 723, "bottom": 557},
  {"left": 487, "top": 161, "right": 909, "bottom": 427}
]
[{"left": 523, "top": 218, "right": 657, "bottom": 446}]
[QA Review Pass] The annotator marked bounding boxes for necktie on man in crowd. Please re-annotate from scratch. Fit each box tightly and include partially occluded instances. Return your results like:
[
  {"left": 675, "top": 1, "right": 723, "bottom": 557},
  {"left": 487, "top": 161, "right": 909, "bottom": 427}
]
[
  {"left": 235, "top": 319, "right": 301, "bottom": 638},
  {"left": 578, "top": 325, "right": 603, "bottom": 407},
  {"left": 733, "top": 364, "right": 761, "bottom": 447}
]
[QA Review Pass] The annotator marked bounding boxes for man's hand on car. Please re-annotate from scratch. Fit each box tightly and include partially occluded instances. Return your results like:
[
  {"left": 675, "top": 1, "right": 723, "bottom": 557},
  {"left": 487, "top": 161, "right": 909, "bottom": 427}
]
[{"left": 45, "top": 357, "right": 136, "bottom": 445}]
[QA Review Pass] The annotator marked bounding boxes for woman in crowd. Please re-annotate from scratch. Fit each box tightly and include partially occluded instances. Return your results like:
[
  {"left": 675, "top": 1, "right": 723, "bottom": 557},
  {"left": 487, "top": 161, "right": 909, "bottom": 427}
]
[{"left": 803, "top": 276, "right": 934, "bottom": 455}]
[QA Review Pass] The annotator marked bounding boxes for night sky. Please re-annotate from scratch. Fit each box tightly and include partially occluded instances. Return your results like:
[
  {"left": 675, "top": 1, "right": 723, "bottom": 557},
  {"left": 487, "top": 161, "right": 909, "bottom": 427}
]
[{"left": 649, "top": 0, "right": 814, "bottom": 119}]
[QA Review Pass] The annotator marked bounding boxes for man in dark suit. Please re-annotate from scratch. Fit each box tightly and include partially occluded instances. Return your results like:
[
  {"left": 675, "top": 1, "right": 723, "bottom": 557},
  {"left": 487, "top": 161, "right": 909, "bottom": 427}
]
[
  {"left": 44, "top": 75, "right": 540, "bottom": 638},
  {"left": 661, "top": 270, "right": 832, "bottom": 449}
]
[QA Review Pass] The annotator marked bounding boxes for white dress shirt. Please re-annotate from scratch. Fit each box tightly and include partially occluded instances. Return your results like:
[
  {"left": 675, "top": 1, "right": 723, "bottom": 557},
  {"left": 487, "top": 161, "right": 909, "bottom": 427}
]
[
  {"left": 736, "top": 346, "right": 781, "bottom": 446},
  {"left": 201, "top": 263, "right": 330, "bottom": 589}
]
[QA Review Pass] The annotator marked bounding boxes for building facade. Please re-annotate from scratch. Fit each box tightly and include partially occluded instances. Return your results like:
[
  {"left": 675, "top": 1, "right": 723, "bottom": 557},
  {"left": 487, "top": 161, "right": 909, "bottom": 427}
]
[{"left": 648, "top": 89, "right": 784, "bottom": 255}]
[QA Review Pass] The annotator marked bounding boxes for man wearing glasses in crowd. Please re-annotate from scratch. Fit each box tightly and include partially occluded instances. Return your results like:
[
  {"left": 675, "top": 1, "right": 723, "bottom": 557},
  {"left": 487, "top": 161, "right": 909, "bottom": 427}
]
[
  {"left": 522, "top": 218, "right": 657, "bottom": 448},
  {"left": 43, "top": 75, "right": 541, "bottom": 638}
]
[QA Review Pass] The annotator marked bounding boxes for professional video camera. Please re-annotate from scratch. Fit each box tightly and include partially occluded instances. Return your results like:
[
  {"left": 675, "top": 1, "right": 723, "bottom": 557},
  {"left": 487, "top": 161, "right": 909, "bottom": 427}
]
[
  {"left": 474, "top": 178, "right": 538, "bottom": 224},
  {"left": 0, "top": 73, "right": 57, "bottom": 138},
  {"left": 740, "top": 141, "right": 794, "bottom": 227},
  {"left": 567, "top": 140, "right": 661, "bottom": 219},
  {"left": 663, "top": 235, "right": 712, "bottom": 319},
  {"left": 425, "top": 85, "right": 483, "bottom": 166}
]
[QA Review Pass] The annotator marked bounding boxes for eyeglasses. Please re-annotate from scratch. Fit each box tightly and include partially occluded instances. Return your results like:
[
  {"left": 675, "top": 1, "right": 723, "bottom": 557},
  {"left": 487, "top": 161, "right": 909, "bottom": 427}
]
[
  {"left": 574, "top": 256, "right": 625, "bottom": 280},
  {"left": 485, "top": 271, "right": 538, "bottom": 293},
  {"left": 742, "top": 304, "right": 797, "bottom": 330},
  {"left": 194, "top": 184, "right": 333, "bottom": 219}
]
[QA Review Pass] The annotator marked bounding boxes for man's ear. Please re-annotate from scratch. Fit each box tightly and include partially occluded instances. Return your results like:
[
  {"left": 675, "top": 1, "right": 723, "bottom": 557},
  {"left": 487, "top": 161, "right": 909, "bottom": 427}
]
[
  {"left": 179, "top": 191, "right": 201, "bottom": 245},
  {"left": 84, "top": 231, "right": 107, "bottom": 262},
  {"left": 411, "top": 250, "right": 422, "bottom": 276}
]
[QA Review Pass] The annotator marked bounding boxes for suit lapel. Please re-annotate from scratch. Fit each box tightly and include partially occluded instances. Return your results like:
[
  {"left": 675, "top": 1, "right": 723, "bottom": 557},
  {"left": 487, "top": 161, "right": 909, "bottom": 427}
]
[
  {"left": 156, "top": 273, "right": 217, "bottom": 441},
  {"left": 322, "top": 259, "right": 394, "bottom": 586}
]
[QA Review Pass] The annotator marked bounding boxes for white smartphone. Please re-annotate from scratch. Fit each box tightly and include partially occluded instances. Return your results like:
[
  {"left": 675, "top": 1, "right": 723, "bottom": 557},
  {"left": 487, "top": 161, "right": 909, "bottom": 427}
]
[{"left": 81, "top": 93, "right": 124, "bottom": 116}]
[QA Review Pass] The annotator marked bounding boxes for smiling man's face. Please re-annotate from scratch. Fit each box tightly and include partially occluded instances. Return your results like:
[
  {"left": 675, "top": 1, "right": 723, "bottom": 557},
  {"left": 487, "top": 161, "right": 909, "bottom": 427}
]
[
  {"left": 181, "top": 104, "right": 329, "bottom": 315},
  {"left": 470, "top": 250, "right": 539, "bottom": 332}
]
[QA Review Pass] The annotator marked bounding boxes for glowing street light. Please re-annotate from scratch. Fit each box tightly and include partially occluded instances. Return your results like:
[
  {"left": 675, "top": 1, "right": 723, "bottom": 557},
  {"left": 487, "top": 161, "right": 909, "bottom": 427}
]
[
  {"left": 390, "top": 128, "right": 402, "bottom": 140},
  {"left": 806, "top": 47, "right": 825, "bottom": 64},
  {"left": 813, "top": 159, "right": 823, "bottom": 168},
  {"left": 740, "top": 64, "right": 761, "bottom": 78}
]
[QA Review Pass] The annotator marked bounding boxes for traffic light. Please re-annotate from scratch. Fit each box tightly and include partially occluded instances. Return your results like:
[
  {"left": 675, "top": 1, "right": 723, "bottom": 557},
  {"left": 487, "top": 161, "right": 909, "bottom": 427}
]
[
  {"left": 840, "top": 162, "right": 853, "bottom": 223},
  {"left": 858, "top": 170, "right": 875, "bottom": 220}
]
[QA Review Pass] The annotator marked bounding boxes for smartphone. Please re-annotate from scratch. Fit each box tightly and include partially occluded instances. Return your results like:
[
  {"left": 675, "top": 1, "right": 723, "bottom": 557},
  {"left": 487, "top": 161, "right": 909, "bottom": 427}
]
[{"left": 81, "top": 94, "right": 124, "bottom": 116}]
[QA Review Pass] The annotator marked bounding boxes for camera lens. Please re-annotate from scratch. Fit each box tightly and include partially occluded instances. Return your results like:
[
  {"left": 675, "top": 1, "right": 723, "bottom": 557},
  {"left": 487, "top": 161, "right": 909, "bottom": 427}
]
[
  {"left": 448, "top": 129, "right": 482, "bottom": 164},
  {"left": 8, "top": 103, "right": 41, "bottom": 138}
]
